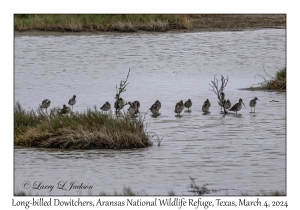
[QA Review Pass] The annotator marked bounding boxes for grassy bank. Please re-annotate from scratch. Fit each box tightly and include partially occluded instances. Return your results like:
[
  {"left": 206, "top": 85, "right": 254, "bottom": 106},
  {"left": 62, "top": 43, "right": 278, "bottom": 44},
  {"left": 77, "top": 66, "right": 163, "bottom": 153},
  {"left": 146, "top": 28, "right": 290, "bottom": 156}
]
[
  {"left": 258, "top": 67, "right": 286, "bottom": 91},
  {"left": 14, "top": 14, "right": 285, "bottom": 33},
  {"left": 14, "top": 14, "right": 191, "bottom": 32},
  {"left": 14, "top": 102, "right": 153, "bottom": 149}
]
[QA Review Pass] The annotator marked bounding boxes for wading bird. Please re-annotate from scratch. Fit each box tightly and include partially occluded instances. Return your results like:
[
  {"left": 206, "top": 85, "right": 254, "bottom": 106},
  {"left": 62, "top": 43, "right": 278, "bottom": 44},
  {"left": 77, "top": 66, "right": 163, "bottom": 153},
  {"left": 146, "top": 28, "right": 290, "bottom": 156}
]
[
  {"left": 250, "top": 97, "right": 260, "bottom": 113},
  {"left": 68, "top": 95, "right": 76, "bottom": 110},
  {"left": 229, "top": 98, "right": 245, "bottom": 114}
]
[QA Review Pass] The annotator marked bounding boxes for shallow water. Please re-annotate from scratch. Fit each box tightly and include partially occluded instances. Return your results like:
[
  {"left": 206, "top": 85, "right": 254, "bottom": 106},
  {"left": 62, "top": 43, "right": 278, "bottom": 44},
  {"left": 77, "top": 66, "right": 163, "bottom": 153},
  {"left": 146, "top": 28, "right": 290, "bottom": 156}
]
[{"left": 14, "top": 29, "right": 286, "bottom": 195}]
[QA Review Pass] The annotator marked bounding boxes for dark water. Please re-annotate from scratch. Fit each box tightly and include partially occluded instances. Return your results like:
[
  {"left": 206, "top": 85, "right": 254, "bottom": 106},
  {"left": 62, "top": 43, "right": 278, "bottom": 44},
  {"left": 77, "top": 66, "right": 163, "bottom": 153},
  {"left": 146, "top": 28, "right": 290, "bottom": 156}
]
[{"left": 14, "top": 29, "right": 286, "bottom": 195}]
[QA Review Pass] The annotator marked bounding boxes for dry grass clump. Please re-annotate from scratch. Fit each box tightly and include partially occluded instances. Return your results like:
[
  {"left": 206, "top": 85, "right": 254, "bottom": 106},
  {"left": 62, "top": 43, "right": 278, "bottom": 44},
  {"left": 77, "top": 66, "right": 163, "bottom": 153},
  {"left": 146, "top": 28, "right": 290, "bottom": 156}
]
[
  {"left": 14, "top": 102, "right": 153, "bottom": 149},
  {"left": 263, "top": 77, "right": 286, "bottom": 90},
  {"left": 256, "top": 67, "right": 286, "bottom": 91}
]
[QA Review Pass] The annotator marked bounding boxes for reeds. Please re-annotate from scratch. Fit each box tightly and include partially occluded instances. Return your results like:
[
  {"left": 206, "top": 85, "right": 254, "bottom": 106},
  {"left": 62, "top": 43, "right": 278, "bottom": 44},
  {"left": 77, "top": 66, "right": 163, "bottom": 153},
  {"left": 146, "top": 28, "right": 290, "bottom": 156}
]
[
  {"left": 14, "top": 102, "right": 153, "bottom": 149},
  {"left": 255, "top": 67, "right": 286, "bottom": 91},
  {"left": 14, "top": 14, "right": 285, "bottom": 33},
  {"left": 14, "top": 14, "right": 191, "bottom": 32}
]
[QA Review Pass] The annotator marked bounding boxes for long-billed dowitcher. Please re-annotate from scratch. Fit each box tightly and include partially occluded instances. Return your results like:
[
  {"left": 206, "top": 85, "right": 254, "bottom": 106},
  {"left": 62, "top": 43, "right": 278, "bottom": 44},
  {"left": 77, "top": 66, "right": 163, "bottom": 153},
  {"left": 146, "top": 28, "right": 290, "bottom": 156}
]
[
  {"left": 149, "top": 103, "right": 160, "bottom": 115},
  {"left": 155, "top": 100, "right": 161, "bottom": 109},
  {"left": 128, "top": 101, "right": 139, "bottom": 116},
  {"left": 250, "top": 97, "right": 260, "bottom": 113},
  {"left": 202, "top": 101, "right": 210, "bottom": 113},
  {"left": 184, "top": 99, "right": 192, "bottom": 111},
  {"left": 60, "top": 104, "right": 71, "bottom": 115},
  {"left": 224, "top": 99, "right": 231, "bottom": 110},
  {"left": 218, "top": 92, "right": 225, "bottom": 110},
  {"left": 204, "top": 99, "right": 211, "bottom": 108},
  {"left": 174, "top": 100, "right": 184, "bottom": 116},
  {"left": 114, "top": 98, "right": 125, "bottom": 112},
  {"left": 229, "top": 98, "right": 245, "bottom": 114},
  {"left": 133, "top": 100, "right": 140, "bottom": 109},
  {"left": 40, "top": 99, "right": 51, "bottom": 113},
  {"left": 100, "top": 101, "right": 111, "bottom": 113},
  {"left": 68, "top": 95, "right": 76, "bottom": 110}
]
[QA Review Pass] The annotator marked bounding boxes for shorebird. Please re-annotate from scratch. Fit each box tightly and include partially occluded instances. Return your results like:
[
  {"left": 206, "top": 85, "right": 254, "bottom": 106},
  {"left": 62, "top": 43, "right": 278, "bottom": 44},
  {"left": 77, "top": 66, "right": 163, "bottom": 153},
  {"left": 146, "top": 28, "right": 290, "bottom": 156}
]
[
  {"left": 114, "top": 97, "right": 125, "bottom": 112},
  {"left": 133, "top": 100, "right": 140, "bottom": 109},
  {"left": 229, "top": 98, "right": 245, "bottom": 114},
  {"left": 204, "top": 99, "right": 211, "bottom": 108},
  {"left": 40, "top": 99, "right": 51, "bottom": 113},
  {"left": 155, "top": 100, "right": 161, "bottom": 109},
  {"left": 68, "top": 95, "right": 76, "bottom": 110},
  {"left": 128, "top": 101, "right": 139, "bottom": 116},
  {"left": 60, "top": 104, "right": 71, "bottom": 115},
  {"left": 184, "top": 99, "right": 192, "bottom": 111},
  {"left": 218, "top": 92, "right": 225, "bottom": 111},
  {"left": 149, "top": 103, "right": 160, "bottom": 115},
  {"left": 202, "top": 101, "right": 210, "bottom": 113},
  {"left": 250, "top": 97, "right": 260, "bottom": 113},
  {"left": 174, "top": 100, "right": 184, "bottom": 116},
  {"left": 224, "top": 99, "right": 231, "bottom": 110},
  {"left": 100, "top": 101, "right": 111, "bottom": 113}
]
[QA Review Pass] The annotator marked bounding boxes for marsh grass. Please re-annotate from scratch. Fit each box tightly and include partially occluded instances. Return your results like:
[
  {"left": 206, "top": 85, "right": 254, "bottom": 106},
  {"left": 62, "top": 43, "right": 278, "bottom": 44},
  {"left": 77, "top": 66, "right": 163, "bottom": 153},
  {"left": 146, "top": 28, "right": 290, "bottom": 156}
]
[
  {"left": 14, "top": 102, "right": 153, "bottom": 149},
  {"left": 14, "top": 14, "right": 191, "bottom": 32},
  {"left": 188, "top": 14, "right": 285, "bottom": 31},
  {"left": 241, "top": 190, "right": 286, "bottom": 196},
  {"left": 253, "top": 67, "right": 286, "bottom": 91},
  {"left": 188, "top": 177, "right": 210, "bottom": 196}
]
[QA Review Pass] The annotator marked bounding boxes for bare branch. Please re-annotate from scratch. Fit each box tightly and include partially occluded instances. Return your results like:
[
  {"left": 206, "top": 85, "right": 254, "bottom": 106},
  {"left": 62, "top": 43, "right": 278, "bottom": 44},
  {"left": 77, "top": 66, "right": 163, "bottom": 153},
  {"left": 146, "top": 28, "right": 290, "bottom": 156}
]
[
  {"left": 263, "top": 66, "right": 275, "bottom": 79},
  {"left": 114, "top": 68, "right": 131, "bottom": 114},
  {"left": 209, "top": 75, "right": 229, "bottom": 115}
]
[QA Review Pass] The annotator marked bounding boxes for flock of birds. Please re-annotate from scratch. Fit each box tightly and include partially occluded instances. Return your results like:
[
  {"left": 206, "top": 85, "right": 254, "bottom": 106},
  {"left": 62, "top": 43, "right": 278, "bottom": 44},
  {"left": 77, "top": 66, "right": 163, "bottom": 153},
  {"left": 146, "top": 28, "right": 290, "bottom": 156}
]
[{"left": 39, "top": 93, "right": 260, "bottom": 116}]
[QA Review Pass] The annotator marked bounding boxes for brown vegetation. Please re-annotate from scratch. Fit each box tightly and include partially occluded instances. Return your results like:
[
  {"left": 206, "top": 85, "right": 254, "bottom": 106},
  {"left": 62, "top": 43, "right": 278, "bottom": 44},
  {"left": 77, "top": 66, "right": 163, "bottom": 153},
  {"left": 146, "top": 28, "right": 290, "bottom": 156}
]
[
  {"left": 14, "top": 102, "right": 153, "bottom": 149},
  {"left": 14, "top": 14, "right": 285, "bottom": 33}
]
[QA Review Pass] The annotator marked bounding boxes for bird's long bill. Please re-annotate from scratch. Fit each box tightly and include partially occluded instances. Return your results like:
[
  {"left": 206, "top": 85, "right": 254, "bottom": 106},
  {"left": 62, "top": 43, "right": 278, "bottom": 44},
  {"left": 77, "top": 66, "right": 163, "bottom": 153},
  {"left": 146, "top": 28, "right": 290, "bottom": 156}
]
[{"left": 242, "top": 101, "right": 245, "bottom": 106}]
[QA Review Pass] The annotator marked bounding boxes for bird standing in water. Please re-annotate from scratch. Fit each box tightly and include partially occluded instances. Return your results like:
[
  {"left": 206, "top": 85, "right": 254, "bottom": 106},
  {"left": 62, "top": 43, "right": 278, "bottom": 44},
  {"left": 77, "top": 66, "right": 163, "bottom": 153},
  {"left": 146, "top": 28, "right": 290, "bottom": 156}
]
[
  {"left": 184, "top": 99, "right": 192, "bottom": 111},
  {"left": 155, "top": 100, "right": 161, "bottom": 109},
  {"left": 229, "top": 98, "right": 245, "bottom": 114},
  {"left": 224, "top": 99, "right": 231, "bottom": 110},
  {"left": 128, "top": 101, "right": 139, "bottom": 116},
  {"left": 174, "top": 100, "right": 184, "bottom": 116},
  {"left": 218, "top": 92, "right": 226, "bottom": 111},
  {"left": 250, "top": 97, "right": 260, "bottom": 113},
  {"left": 202, "top": 101, "right": 210, "bottom": 113},
  {"left": 149, "top": 102, "right": 160, "bottom": 115},
  {"left": 204, "top": 99, "right": 211, "bottom": 108}
]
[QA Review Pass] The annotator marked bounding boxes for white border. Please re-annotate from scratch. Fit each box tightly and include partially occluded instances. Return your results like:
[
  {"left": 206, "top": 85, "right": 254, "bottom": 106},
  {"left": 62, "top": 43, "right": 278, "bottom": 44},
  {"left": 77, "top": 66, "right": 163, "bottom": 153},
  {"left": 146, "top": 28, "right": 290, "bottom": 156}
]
[{"left": 3, "top": 0, "right": 296, "bottom": 209}]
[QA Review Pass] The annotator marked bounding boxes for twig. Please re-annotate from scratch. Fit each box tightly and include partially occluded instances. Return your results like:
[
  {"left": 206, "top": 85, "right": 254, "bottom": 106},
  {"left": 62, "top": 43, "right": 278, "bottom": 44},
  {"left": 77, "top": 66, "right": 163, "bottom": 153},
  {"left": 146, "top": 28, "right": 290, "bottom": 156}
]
[
  {"left": 263, "top": 66, "right": 275, "bottom": 79},
  {"left": 209, "top": 75, "right": 229, "bottom": 115}
]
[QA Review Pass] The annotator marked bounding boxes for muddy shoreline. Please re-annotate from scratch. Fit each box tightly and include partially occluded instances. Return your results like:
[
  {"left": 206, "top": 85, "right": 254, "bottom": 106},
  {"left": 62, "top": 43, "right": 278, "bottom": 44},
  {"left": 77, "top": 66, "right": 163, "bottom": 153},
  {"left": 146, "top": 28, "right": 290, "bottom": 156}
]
[{"left": 15, "top": 14, "right": 285, "bottom": 35}]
